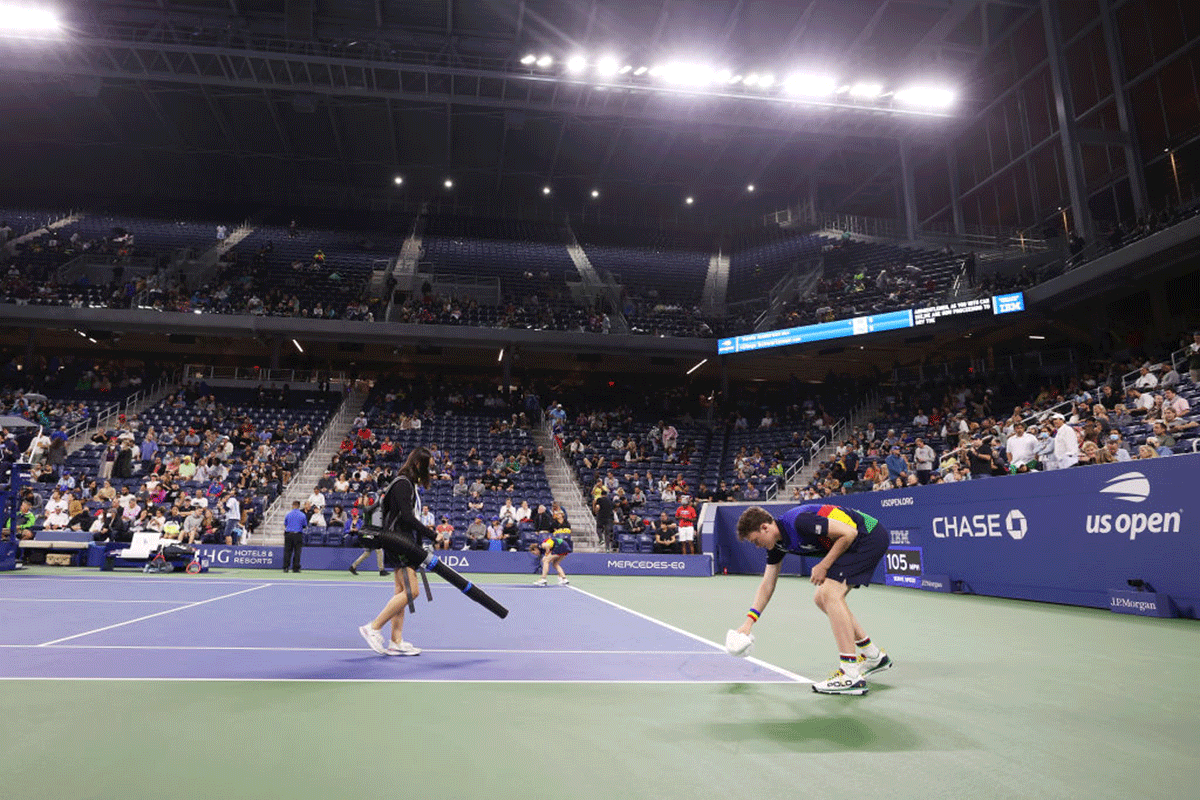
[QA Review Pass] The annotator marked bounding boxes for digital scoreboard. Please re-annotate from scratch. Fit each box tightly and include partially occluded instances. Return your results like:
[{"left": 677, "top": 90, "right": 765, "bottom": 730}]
[{"left": 717, "top": 291, "right": 1025, "bottom": 356}]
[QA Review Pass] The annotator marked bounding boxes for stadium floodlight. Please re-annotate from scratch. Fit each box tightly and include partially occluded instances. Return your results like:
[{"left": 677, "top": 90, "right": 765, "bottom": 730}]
[
  {"left": 685, "top": 196, "right": 694, "bottom": 205},
  {"left": 744, "top": 73, "right": 760, "bottom": 87},
  {"left": 0, "top": 3, "right": 62, "bottom": 33},
  {"left": 783, "top": 73, "right": 836, "bottom": 97},
  {"left": 894, "top": 85, "right": 955, "bottom": 108},
  {"left": 757, "top": 73, "right": 775, "bottom": 89},
  {"left": 444, "top": 178, "right": 454, "bottom": 189},
  {"left": 566, "top": 55, "right": 587, "bottom": 74},
  {"left": 542, "top": 185, "right": 551, "bottom": 195},
  {"left": 596, "top": 55, "right": 619, "bottom": 77},
  {"left": 633, "top": 65, "right": 648, "bottom": 76},
  {"left": 648, "top": 65, "right": 664, "bottom": 77},
  {"left": 659, "top": 62, "right": 715, "bottom": 86},
  {"left": 618, "top": 64, "right": 632, "bottom": 74},
  {"left": 715, "top": 68, "right": 732, "bottom": 83},
  {"left": 728, "top": 74, "right": 743, "bottom": 85},
  {"left": 393, "top": 175, "right": 403, "bottom": 185},
  {"left": 535, "top": 54, "right": 553, "bottom": 68},
  {"left": 520, "top": 53, "right": 537, "bottom": 65},
  {"left": 849, "top": 82, "right": 883, "bottom": 99},
  {"left": 591, "top": 189, "right": 600, "bottom": 198},
  {"left": 747, "top": 184, "right": 755, "bottom": 192}
]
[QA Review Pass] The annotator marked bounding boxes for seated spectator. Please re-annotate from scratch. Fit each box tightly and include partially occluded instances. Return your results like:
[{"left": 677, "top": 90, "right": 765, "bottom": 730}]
[
  {"left": 653, "top": 511, "right": 678, "bottom": 554},
  {"left": 434, "top": 516, "right": 454, "bottom": 550},
  {"left": 465, "top": 516, "right": 487, "bottom": 549}
]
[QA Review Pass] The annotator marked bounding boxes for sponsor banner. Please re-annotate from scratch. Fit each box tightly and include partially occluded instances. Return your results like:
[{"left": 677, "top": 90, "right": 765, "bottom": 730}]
[
  {"left": 714, "top": 454, "right": 1200, "bottom": 614},
  {"left": 1107, "top": 590, "right": 1175, "bottom": 618},
  {"left": 917, "top": 573, "right": 952, "bottom": 593},
  {"left": 188, "top": 545, "right": 713, "bottom": 577}
]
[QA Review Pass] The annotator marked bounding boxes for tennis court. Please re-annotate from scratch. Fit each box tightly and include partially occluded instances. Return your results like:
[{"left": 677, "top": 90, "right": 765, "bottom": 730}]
[{"left": 2, "top": 568, "right": 1197, "bottom": 800}]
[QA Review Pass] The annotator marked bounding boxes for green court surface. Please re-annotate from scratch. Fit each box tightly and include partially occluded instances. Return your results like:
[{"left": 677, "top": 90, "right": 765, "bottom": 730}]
[{"left": 2, "top": 567, "right": 1197, "bottom": 800}]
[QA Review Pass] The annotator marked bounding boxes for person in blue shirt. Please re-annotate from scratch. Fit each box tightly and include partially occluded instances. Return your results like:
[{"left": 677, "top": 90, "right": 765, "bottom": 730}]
[
  {"left": 282, "top": 500, "right": 307, "bottom": 573},
  {"left": 884, "top": 446, "right": 910, "bottom": 483},
  {"left": 733, "top": 504, "right": 894, "bottom": 696}
]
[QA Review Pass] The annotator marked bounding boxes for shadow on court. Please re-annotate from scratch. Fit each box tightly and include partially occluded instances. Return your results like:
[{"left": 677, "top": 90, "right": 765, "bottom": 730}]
[{"left": 703, "top": 707, "right": 980, "bottom": 753}]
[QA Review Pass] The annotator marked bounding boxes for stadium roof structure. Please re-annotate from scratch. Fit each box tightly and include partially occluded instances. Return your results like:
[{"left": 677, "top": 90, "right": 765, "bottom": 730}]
[{"left": 0, "top": 0, "right": 1046, "bottom": 221}]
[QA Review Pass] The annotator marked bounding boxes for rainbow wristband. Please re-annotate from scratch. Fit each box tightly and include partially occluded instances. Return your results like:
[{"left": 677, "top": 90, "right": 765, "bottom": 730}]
[{"left": 746, "top": 608, "right": 760, "bottom": 622}]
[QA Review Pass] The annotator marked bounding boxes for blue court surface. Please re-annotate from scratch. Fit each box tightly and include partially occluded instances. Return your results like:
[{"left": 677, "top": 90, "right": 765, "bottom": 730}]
[{"left": 0, "top": 574, "right": 808, "bottom": 684}]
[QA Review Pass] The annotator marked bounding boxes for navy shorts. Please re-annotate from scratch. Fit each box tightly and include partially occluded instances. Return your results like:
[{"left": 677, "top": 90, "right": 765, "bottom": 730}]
[{"left": 826, "top": 524, "right": 889, "bottom": 588}]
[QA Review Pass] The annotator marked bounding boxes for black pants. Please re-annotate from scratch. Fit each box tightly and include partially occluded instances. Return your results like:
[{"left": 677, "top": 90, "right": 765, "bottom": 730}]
[{"left": 283, "top": 531, "right": 303, "bottom": 571}]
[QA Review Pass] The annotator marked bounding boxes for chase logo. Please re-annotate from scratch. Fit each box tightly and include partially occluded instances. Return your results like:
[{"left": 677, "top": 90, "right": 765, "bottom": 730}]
[
  {"left": 719, "top": 339, "right": 735, "bottom": 354},
  {"left": 1099, "top": 472, "right": 1150, "bottom": 503},
  {"left": 991, "top": 292, "right": 1025, "bottom": 315},
  {"left": 1005, "top": 509, "right": 1027, "bottom": 540}
]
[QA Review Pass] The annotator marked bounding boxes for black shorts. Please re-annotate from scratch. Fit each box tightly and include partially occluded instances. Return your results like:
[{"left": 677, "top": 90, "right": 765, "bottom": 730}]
[{"left": 826, "top": 524, "right": 889, "bottom": 588}]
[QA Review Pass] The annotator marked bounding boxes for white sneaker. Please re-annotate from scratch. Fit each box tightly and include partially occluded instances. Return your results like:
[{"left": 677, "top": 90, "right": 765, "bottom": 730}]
[
  {"left": 358, "top": 624, "right": 388, "bottom": 655},
  {"left": 386, "top": 640, "right": 421, "bottom": 656},
  {"left": 811, "top": 668, "right": 868, "bottom": 695},
  {"left": 534, "top": 578, "right": 547, "bottom": 586},
  {"left": 858, "top": 651, "right": 893, "bottom": 676},
  {"left": 558, "top": 577, "right": 570, "bottom": 586}
]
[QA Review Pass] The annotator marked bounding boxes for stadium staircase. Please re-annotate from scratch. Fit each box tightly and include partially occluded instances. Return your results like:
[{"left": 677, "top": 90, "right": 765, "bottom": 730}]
[
  {"left": 700, "top": 252, "right": 729, "bottom": 317},
  {"left": 8, "top": 211, "right": 84, "bottom": 249},
  {"left": 389, "top": 210, "right": 425, "bottom": 315},
  {"left": 64, "top": 374, "right": 181, "bottom": 455},
  {"left": 563, "top": 217, "right": 629, "bottom": 334},
  {"left": 532, "top": 421, "right": 601, "bottom": 550},
  {"left": 774, "top": 393, "right": 884, "bottom": 499},
  {"left": 254, "top": 383, "right": 369, "bottom": 544},
  {"left": 182, "top": 218, "right": 257, "bottom": 295}
]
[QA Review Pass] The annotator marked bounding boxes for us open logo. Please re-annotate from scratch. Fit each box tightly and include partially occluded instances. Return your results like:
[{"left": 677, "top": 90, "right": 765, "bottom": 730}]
[{"left": 1099, "top": 472, "right": 1150, "bottom": 503}]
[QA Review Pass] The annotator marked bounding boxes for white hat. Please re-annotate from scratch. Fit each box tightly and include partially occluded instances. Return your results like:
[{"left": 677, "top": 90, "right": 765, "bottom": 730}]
[{"left": 1050, "top": 413, "right": 1066, "bottom": 421}]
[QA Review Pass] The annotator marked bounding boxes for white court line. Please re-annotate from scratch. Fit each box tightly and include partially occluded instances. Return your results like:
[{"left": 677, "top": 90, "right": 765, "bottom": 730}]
[
  {"left": 566, "top": 584, "right": 812, "bottom": 684},
  {"left": 35, "top": 584, "right": 272, "bottom": 647},
  {"left": 0, "top": 677, "right": 798, "bottom": 684},
  {"left": 0, "top": 598, "right": 191, "bottom": 604},
  {"left": 0, "top": 644, "right": 720, "bottom": 655}
]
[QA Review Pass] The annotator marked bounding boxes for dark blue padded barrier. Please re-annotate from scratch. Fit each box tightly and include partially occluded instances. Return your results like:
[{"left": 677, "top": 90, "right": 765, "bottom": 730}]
[
  {"left": 714, "top": 454, "right": 1200, "bottom": 616},
  {"left": 167, "top": 545, "right": 712, "bottom": 576}
]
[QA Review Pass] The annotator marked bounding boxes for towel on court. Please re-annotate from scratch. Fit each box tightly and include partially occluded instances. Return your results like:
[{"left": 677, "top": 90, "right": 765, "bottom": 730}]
[{"left": 724, "top": 629, "right": 754, "bottom": 657}]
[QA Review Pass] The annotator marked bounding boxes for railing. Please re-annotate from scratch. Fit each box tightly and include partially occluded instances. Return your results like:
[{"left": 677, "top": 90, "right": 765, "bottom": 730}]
[
  {"left": 764, "top": 390, "right": 879, "bottom": 501},
  {"left": 182, "top": 365, "right": 347, "bottom": 386},
  {"left": 63, "top": 371, "right": 180, "bottom": 449},
  {"left": 255, "top": 389, "right": 361, "bottom": 540},
  {"left": 1120, "top": 345, "right": 1191, "bottom": 390}
]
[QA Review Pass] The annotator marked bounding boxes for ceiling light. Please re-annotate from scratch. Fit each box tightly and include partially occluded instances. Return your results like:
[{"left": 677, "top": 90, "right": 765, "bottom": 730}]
[
  {"left": 0, "top": 4, "right": 61, "bottom": 32},
  {"left": 542, "top": 185, "right": 551, "bottom": 195},
  {"left": 686, "top": 358, "right": 708, "bottom": 375},
  {"left": 536, "top": 54, "right": 553, "bottom": 68},
  {"left": 685, "top": 196, "right": 694, "bottom": 205},
  {"left": 757, "top": 73, "right": 775, "bottom": 89},
  {"left": 596, "top": 55, "right": 619, "bottom": 77},
  {"left": 744, "top": 73, "right": 760, "bottom": 87},
  {"left": 747, "top": 184, "right": 755, "bottom": 192},
  {"left": 894, "top": 85, "right": 956, "bottom": 108},
  {"left": 520, "top": 54, "right": 537, "bottom": 65},
  {"left": 591, "top": 189, "right": 600, "bottom": 198},
  {"left": 567, "top": 55, "right": 587, "bottom": 74},
  {"left": 849, "top": 82, "right": 883, "bottom": 99},
  {"left": 292, "top": 339, "right": 304, "bottom": 353},
  {"left": 393, "top": 175, "right": 403, "bottom": 185},
  {"left": 1028, "top": 334, "right": 1046, "bottom": 340},
  {"left": 498, "top": 348, "right": 505, "bottom": 362},
  {"left": 444, "top": 179, "right": 453, "bottom": 189},
  {"left": 618, "top": 64, "right": 632, "bottom": 74},
  {"left": 784, "top": 73, "right": 837, "bottom": 97},
  {"left": 633, "top": 65, "right": 648, "bottom": 76}
]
